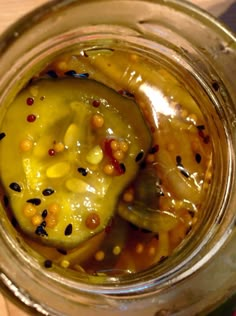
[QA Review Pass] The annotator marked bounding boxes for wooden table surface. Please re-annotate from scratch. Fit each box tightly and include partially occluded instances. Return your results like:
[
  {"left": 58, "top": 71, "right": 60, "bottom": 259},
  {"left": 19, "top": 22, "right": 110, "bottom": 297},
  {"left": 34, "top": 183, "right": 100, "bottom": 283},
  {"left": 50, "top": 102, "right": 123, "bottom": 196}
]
[{"left": 0, "top": 0, "right": 235, "bottom": 315}]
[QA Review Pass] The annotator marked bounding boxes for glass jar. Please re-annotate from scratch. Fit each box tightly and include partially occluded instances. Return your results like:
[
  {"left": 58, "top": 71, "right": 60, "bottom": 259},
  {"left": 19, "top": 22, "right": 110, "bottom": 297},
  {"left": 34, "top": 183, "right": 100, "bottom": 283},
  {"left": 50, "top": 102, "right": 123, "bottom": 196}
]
[{"left": 0, "top": 1, "right": 235, "bottom": 315}]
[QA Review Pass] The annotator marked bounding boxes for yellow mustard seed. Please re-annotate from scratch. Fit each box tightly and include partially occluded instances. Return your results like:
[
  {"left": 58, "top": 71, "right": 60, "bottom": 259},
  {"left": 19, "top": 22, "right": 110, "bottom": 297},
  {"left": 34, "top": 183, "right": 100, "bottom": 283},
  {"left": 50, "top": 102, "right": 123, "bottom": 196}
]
[
  {"left": 29, "top": 85, "right": 39, "bottom": 97},
  {"left": 130, "top": 54, "right": 139, "bottom": 62},
  {"left": 148, "top": 247, "right": 156, "bottom": 256},
  {"left": 48, "top": 203, "right": 60, "bottom": 215},
  {"left": 60, "top": 260, "right": 70, "bottom": 269},
  {"left": 113, "top": 246, "right": 121, "bottom": 256},
  {"left": 95, "top": 250, "right": 105, "bottom": 261},
  {"left": 23, "top": 203, "right": 37, "bottom": 217},
  {"left": 113, "top": 150, "right": 125, "bottom": 161},
  {"left": 135, "top": 243, "right": 144, "bottom": 254},
  {"left": 146, "top": 154, "right": 155, "bottom": 163},
  {"left": 188, "top": 113, "right": 198, "bottom": 124},
  {"left": 180, "top": 109, "right": 188, "bottom": 119},
  {"left": 103, "top": 164, "right": 114, "bottom": 175},
  {"left": 123, "top": 191, "right": 134, "bottom": 203},
  {"left": 31, "top": 215, "right": 42, "bottom": 226},
  {"left": 53, "top": 142, "right": 65, "bottom": 153},
  {"left": 167, "top": 143, "right": 175, "bottom": 152},
  {"left": 91, "top": 114, "right": 104, "bottom": 128},
  {"left": 56, "top": 61, "right": 68, "bottom": 71},
  {"left": 46, "top": 214, "right": 57, "bottom": 228},
  {"left": 120, "top": 141, "right": 129, "bottom": 153},
  {"left": 191, "top": 140, "right": 199, "bottom": 152},
  {"left": 110, "top": 140, "right": 120, "bottom": 151},
  {"left": 19, "top": 139, "right": 33, "bottom": 152}
]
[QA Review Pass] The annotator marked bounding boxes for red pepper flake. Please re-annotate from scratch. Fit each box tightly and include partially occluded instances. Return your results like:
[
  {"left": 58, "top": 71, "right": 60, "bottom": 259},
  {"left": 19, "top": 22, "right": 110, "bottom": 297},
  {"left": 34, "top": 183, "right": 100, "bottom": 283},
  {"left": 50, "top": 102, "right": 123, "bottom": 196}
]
[
  {"left": 119, "top": 163, "right": 126, "bottom": 174},
  {"left": 48, "top": 148, "right": 55, "bottom": 156},
  {"left": 203, "top": 135, "right": 210, "bottom": 144},
  {"left": 198, "top": 129, "right": 205, "bottom": 138},
  {"left": 27, "top": 114, "right": 36, "bottom": 122},
  {"left": 26, "top": 97, "right": 34, "bottom": 105}
]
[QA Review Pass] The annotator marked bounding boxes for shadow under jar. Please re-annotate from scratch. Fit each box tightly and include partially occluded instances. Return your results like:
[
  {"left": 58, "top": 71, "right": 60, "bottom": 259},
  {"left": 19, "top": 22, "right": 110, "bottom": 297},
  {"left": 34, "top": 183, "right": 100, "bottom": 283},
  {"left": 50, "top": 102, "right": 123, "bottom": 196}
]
[{"left": 0, "top": 1, "right": 235, "bottom": 316}]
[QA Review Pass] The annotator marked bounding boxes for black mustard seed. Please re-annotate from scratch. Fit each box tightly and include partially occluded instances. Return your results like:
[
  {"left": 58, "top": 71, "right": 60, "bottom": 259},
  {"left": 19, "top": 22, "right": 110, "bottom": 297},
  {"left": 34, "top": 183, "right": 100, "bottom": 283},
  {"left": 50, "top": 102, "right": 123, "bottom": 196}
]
[
  {"left": 195, "top": 153, "right": 202, "bottom": 164},
  {"left": 64, "top": 223, "right": 73, "bottom": 236},
  {"left": 0, "top": 132, "right": 6, "bottom": 141},
  {"left": 47, "top": 70, "right": 58, "bottom": 78},
  {"left": 44, "top": 259, "right": 53, "bottom": 268},
  {"left": 9, "top": 182, "right": 21, "bottom": 192},
  {"left": 78, "top": 167, "right": 88, "bottom": 176},
  {"left": 27, "top": 198, "right": 41, "bottom": 205},
  {"left": 42, "top": 209, "right": 48, "bottom": 218},
  {"left": 42, "top": 188, "right": 55, "bottom": 196},
  {"left": 135, "top": 151, "right": 144, "bottom": 162}
]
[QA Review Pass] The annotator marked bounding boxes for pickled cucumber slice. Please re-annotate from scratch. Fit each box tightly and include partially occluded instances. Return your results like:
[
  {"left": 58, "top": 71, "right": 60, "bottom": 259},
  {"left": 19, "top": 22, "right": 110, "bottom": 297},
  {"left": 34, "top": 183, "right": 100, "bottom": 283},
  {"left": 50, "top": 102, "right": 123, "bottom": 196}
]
[{"left": 0, "top": 78, "right": 151, "bottom": 248}]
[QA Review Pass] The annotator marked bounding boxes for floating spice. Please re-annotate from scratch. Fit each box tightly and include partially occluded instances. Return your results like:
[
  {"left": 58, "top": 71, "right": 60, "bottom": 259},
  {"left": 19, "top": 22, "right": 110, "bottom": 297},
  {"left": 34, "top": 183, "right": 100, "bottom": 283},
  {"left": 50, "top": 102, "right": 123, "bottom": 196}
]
[
  {"left": 9, "top": 182, "right": 21, "bottom": 192},
  {"left": 64, "top": 223, "right": 73, "bottom": 236}
]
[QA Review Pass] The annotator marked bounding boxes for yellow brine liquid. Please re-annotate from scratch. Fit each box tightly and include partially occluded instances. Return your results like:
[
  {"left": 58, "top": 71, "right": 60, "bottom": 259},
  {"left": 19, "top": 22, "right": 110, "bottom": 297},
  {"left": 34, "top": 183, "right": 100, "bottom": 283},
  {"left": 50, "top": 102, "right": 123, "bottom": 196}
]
[{"left": 0, "top": 47, "right": 212, "bottom": 275}]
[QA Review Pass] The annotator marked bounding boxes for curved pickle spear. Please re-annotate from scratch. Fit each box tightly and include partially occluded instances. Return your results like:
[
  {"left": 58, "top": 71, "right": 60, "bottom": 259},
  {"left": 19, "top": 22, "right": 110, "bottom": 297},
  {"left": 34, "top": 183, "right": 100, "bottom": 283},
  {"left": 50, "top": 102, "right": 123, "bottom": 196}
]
[{"left": 0, "top": 78, "right": 151, "bottom": 249}]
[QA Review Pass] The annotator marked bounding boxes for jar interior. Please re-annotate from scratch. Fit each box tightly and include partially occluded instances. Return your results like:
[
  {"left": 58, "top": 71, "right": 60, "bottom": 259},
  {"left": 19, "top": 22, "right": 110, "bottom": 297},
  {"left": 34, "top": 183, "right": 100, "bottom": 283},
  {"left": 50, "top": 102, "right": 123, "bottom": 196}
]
[{"left": 0, "top": 33, "right": 233, "bottom": 288}]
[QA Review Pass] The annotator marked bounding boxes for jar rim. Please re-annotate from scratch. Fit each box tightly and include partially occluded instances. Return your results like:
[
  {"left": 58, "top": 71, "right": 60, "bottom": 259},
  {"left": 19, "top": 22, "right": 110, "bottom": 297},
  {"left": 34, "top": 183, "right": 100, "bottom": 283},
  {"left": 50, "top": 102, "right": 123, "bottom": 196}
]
[{"left": 0, "top": 1, "right": 235, "bottom": 315}]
